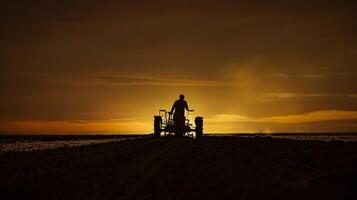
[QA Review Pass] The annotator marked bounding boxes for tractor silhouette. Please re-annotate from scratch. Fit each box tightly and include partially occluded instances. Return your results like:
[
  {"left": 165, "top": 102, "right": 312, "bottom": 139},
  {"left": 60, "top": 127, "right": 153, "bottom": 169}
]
[{"left": 154, "top": 110, "right": 203, "bottom": 138}]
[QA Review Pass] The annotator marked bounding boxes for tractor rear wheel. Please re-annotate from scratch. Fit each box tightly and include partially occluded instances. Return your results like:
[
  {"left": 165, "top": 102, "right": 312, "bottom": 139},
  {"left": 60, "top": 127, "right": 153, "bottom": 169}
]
[
  {"left": 154, "top": 116, "right": 162, "bottom": 137},
  {"left": 195, "top": 117, "right": 204, "bottom": 138}
]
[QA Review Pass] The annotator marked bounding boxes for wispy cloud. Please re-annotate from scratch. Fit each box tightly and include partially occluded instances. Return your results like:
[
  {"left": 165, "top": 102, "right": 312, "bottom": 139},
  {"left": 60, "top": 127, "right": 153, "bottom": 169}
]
[
  {"left": 300, "top": 74, "right": 328, "bottom": 78},
  {"left": 262, "top": 110, "right": 357, "bottom": 123},
  {"left": 41, "top": 72, "right": 230, "bottom": 87},
  {"left": 205, "top": 114, "right": 253, "bottom": 122},
  {"left": 0, "top": 119, "right": 151, "bottom": 134},
  {"left": 272, "top": 73, "right": 289, "bottom": 78},
  {"left": 207, "top": 110, "right": 357, "bottom": 124},
  {"left": 67, "top": 118, "right": 135, "bottom": 124},
  {"left": 263, "top": 93, "right": 332, "bottom": 100},
  {"left": 273, "top": 73, "right": 328, "bottom": 79},
  {"left": 263, "top": 93, "right": 357, "bottom": 100}
]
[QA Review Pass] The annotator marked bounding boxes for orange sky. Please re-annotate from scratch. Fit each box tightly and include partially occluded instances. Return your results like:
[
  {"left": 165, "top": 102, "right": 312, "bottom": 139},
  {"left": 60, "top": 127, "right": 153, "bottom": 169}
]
[{"left": 1, "top": 0, "right": 357, "bottom": 134}]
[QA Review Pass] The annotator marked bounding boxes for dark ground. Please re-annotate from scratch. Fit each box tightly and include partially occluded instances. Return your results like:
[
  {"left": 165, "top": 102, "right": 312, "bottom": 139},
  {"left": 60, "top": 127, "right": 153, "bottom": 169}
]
[{"left": 1, "top": 136, "right": 356, "bottom": 200}]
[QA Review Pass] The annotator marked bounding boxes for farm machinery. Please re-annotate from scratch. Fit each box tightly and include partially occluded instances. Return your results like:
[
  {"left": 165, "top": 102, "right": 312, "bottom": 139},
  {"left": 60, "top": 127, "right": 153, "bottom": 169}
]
[{"left": 154, "top": 110, "right": 203, "bottom": 138}]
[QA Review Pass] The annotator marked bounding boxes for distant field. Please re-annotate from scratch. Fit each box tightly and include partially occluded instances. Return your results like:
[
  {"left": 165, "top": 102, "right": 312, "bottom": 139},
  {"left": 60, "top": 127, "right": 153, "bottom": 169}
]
[
  {"left": 0, "top": 135, "right": 149, "bottom": 154},
  {"left": 1, "top": 133, "right": 357, "bottom": 154}
]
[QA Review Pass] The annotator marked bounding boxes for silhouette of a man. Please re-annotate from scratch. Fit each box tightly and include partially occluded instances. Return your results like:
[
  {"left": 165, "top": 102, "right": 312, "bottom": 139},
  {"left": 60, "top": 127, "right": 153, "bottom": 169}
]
[{"left": 171, "top": 94, "right": 193, "bottom": 135}]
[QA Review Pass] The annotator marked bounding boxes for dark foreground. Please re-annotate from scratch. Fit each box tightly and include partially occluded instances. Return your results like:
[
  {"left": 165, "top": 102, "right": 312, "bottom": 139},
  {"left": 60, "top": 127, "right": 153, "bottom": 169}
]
[{"left": 1, "top": 136, "right": 356, "bottom": 200}]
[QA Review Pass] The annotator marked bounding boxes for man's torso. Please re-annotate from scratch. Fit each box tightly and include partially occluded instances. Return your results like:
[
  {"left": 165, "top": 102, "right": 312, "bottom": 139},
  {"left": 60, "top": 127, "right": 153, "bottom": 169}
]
[{"left": 173, "top": 100, "right": 187, "bottom": 117}]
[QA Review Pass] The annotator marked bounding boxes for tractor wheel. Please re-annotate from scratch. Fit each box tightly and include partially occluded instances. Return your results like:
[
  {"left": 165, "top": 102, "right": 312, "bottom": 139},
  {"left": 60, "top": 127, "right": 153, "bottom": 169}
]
[
  {"left": 195, "top": 117, "right": 204, "bottom": 138},
  {"left": 154, "top": 116, "right": 162, "bottom": 137}
]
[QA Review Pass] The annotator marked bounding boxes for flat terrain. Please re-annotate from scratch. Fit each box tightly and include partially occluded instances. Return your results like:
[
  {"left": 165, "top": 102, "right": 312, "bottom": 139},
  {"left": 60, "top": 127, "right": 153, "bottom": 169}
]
[{"left": 1, "top": 136, "right": 356, "bottom": 200}]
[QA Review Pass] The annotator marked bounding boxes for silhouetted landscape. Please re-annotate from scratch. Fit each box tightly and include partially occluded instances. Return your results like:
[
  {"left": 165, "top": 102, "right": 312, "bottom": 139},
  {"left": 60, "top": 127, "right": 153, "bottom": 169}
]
[
  {"left": 2, "top": 0, "right": 357, "bottom": 199},
  {"left": 1, "top": 135, "right": 356, "bottom": 200}
]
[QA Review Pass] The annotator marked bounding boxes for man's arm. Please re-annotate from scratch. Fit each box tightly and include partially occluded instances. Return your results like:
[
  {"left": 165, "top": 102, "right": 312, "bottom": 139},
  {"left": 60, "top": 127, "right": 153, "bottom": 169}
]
[
  {"left": 185, "top": 101, "right": 194, "bottom": 111},
  {"left": 185, "top": 101, "right": 189, "bottom": 111},
  {"left": 170, "top": 101, "right": 176, "bottom": 113}
]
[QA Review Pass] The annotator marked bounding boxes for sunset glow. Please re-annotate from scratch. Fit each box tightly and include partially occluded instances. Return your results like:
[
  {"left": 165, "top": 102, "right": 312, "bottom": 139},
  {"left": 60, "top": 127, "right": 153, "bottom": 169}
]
[{"left": 1, "top": 1, "right": 357, "bottom": 134}]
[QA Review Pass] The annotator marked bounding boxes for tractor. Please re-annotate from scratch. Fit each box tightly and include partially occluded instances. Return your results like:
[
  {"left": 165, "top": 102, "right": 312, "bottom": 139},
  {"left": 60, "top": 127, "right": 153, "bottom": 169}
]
[{"left": 154, "top": 109, "right": 203, "bottom": 138}]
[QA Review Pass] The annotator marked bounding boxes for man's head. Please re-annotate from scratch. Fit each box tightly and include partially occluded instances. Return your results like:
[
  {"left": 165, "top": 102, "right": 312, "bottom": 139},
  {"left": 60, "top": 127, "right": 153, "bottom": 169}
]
[{"left": 179, "top": 94, "right": 185, "bottom": 100}]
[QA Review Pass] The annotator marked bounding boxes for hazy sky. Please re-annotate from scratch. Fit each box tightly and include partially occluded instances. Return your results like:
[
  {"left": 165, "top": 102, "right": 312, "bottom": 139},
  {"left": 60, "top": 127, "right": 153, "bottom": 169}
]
[{"left": 1, "top": 0, "right": 357, "bottom": 134}]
